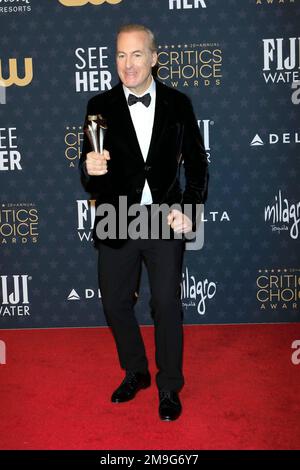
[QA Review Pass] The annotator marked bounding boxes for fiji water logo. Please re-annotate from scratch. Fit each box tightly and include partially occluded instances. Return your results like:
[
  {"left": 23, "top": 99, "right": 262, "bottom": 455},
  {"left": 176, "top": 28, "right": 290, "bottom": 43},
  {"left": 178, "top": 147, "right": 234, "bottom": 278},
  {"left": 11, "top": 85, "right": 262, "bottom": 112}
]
[
  {"left": 0, "top": 274, "right": 31, "bottom": 317},
  {"left": 77, "top": 199, "right": 96, "bottom": 242}
]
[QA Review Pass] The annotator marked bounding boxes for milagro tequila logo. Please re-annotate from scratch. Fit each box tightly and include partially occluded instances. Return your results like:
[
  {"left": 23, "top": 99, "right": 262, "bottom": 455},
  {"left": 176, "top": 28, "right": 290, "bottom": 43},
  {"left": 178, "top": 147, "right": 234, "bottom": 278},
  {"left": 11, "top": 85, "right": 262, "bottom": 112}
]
[
  {"left": 264, "top": 190, "right": 300, "bottom": 239},
  {"left": 77, "top": 199, "right": 96, "bottom": 242},
  {"left": 0, "top": 274, "right": 31, "bottom": 317},
  {"left": 263, "top": 37, "right": 300, "bottom": 84},
  {"left": 181, "top": 267, "right": 217, "bottom": 315}
]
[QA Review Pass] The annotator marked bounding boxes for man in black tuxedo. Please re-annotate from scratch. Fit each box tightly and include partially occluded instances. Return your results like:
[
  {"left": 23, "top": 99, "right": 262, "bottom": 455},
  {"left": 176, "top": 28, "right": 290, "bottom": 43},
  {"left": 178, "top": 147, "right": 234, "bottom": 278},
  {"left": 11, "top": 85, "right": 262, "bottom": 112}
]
[{"left": 80, "top": 24, "right": 208, "bottom": 421}]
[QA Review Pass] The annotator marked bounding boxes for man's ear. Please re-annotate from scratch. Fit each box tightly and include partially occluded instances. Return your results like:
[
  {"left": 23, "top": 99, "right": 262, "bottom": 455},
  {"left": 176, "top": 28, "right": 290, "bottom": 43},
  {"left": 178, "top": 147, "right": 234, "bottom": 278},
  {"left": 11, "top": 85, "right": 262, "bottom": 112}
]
[{"left": 151, "top": 51, "right": 158, "bottom": 68}]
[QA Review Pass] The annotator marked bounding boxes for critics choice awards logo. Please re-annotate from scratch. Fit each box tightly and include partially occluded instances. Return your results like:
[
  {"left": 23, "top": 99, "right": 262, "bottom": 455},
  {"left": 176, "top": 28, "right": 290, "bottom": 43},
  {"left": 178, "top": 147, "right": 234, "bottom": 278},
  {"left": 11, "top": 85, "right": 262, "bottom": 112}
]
[
  {"left": 256, "top": 0, "right": 297, "bottom": 5},
  {"left": 256, "top": 268, "right": 300, "bottom": 312},
  {"left": 64, "top": 126, "right": 84, "bottom": 167},
  {"left": 157, "top": 42, "right": 222, "bottom": 88},
  {"left": 0, "top": 127, "right": 22, "bottom": 171},
  {"left": 74, "top": 46, "right": 112, "bottom": 93},
  {"left": 0, "top": 274, "right": 31, "bottom": 318},
  {"left": 0, "top": 203, "right": 39, "bottom": 245}
]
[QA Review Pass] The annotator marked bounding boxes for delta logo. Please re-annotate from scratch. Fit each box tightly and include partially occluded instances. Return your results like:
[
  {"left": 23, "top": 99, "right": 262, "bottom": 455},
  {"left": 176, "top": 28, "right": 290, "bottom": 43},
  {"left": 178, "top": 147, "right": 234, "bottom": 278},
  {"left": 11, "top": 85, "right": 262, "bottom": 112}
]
[
  {"left": 58, "top": 0, "right": 122, "bottom": 6},
  {"left": 67, "top": 288, "right": 102, "bottom": 301},
  {"left": 250, "top": 131, "right": 300, "bottom": 147}
]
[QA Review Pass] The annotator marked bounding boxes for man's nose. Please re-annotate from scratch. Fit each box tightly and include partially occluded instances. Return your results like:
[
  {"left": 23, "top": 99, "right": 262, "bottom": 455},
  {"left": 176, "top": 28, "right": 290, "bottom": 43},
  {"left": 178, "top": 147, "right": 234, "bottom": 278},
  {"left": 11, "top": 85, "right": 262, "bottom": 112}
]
[{"left": 125, "top": 56, "right": 133, "bottom": 68}]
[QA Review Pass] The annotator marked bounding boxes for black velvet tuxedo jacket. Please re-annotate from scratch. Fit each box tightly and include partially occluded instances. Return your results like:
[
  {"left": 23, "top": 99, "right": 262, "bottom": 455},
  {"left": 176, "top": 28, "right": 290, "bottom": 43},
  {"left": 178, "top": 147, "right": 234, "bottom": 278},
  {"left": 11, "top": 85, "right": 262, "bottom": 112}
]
[{"left": 79, "top": 79, "right": 208, "bottom": 248}]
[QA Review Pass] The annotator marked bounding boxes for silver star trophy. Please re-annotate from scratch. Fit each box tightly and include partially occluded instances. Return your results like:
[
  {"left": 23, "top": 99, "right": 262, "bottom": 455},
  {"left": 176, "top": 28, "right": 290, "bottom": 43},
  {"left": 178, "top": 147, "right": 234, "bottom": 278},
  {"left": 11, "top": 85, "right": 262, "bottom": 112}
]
[{"left": 84, "top": 114, "right": 107, "bottom": 154}]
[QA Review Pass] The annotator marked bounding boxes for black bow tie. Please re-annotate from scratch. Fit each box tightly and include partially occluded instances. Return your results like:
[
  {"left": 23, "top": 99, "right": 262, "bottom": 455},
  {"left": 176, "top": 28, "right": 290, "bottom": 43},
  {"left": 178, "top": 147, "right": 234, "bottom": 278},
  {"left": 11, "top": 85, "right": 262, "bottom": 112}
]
[{"left": 128, "top": 93, "right": 151, "bottom": 107}]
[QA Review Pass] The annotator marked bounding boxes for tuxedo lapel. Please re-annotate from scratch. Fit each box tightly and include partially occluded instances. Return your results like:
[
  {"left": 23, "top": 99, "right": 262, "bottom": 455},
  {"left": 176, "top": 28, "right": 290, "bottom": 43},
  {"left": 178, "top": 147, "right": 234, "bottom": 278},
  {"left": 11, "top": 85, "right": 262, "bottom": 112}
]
[
  {"left": 109, "top": 83, "right": 144, "bottom": 164},
  {"left": 108, "top": 80, "right": 170, "bottom": 166},
  {"left": 146, "top": 80, "right": 170, "bottom": 164}
]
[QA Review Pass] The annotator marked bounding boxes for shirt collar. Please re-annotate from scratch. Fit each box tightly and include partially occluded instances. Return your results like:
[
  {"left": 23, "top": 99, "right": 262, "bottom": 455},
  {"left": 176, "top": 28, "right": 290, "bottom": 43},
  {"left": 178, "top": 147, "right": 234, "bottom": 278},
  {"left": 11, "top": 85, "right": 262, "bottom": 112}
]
[{"left": 123, "top": 76, "right": 156, "bottom": 100}]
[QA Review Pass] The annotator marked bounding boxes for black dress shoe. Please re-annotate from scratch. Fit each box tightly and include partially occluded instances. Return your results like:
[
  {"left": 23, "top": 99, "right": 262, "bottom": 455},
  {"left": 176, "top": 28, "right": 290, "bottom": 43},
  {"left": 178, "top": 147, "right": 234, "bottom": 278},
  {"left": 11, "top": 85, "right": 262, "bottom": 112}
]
[
  {"left": 111, "top": 371, "right": 151, "bottom": 403},
  {"left": 159, "top": 390, "right": 182, "bottom": 421}
]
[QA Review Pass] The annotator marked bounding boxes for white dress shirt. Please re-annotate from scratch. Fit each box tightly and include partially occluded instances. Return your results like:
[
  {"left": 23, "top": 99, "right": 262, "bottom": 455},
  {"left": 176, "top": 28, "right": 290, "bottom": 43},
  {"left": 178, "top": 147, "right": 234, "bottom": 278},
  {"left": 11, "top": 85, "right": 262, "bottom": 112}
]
[{"left": 123, "top": 78, "right": 156, "bottom": 205}]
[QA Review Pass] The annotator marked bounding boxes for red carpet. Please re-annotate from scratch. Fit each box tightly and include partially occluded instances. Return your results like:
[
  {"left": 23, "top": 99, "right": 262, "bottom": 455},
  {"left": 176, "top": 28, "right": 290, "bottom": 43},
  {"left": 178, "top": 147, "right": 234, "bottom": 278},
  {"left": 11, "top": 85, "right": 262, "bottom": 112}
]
[{"left": 0, "top": 324, "right": 299, "bottom": 450}]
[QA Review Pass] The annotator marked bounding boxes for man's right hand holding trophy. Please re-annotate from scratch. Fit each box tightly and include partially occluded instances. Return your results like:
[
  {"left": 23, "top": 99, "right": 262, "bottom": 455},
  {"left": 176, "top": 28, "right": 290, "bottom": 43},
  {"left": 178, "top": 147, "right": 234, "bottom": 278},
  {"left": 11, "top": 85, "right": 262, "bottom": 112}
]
[
  {"left": 84, "top": 114, "right": 110, "bottom": 176},
  {"left": 86, "top": 149, "right": 110, "bottom": 176}
]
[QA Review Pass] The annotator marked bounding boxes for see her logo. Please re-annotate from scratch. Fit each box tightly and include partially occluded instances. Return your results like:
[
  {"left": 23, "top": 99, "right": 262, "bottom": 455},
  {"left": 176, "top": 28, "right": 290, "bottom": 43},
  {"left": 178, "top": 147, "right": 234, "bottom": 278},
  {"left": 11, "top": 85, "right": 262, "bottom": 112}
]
[
  {"left": 0, "top": 340, "right": 6, "bottom": 365},
  {"left": 58, "top": 0, "right": 122, "bottom": 6}
]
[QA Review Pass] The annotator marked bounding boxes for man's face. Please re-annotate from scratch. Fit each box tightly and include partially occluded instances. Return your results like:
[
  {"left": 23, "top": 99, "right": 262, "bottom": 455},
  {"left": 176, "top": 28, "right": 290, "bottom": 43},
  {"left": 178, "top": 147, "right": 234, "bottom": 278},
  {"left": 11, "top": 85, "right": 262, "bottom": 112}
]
[{"left": 116, "top": 30, "right": 157, "bottom": 95}]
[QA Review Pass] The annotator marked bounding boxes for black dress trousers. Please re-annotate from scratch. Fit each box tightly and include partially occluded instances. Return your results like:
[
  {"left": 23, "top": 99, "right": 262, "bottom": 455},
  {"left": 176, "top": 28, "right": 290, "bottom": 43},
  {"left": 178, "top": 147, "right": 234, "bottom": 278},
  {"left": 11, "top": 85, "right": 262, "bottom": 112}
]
[{"left": 98, "top": 235, "right": 185, "bottom": 392}]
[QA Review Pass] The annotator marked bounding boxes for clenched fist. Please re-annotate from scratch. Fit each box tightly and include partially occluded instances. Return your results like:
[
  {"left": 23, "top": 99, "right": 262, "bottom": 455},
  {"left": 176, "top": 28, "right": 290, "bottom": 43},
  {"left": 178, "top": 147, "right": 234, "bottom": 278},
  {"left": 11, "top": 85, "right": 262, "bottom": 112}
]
[
  {"left": 86, "top": 150, "right": 110, "bottom": 176},
  {"left": 167, "top": 209, "right": 193, "bottom": 234}
]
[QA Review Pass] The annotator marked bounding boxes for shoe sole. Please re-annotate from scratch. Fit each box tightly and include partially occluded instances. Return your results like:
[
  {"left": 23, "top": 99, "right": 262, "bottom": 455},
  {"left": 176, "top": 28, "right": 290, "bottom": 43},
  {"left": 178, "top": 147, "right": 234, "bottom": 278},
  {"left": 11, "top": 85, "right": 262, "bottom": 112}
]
[{"left": 159, "top": 414, "right": 181, "bottom": 421}]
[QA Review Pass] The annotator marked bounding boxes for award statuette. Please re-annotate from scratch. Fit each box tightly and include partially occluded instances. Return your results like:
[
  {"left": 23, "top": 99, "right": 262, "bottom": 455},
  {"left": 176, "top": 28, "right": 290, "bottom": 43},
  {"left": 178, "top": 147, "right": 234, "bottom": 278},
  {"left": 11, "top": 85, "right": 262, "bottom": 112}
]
[{"left": 84, "top": 114, "right": 107, "bottom": 154}]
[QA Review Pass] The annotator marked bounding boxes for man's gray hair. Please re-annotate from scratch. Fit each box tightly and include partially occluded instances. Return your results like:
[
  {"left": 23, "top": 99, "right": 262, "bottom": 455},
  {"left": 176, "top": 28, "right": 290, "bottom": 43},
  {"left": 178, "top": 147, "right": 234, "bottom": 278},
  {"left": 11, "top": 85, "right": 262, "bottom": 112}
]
[{"left": 117, "top": 24, "right": 157, "bottom": 52}]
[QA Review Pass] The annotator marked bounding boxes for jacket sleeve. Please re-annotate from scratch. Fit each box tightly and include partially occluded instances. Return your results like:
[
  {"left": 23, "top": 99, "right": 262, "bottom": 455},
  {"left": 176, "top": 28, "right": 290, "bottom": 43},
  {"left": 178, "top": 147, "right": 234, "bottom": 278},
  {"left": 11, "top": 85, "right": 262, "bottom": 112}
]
[
  {"left": 179, "top": 95, "right": 209, "bottom": 231},
  {"left": 181, "top": 94, "right": 209, "bottom": 206}
]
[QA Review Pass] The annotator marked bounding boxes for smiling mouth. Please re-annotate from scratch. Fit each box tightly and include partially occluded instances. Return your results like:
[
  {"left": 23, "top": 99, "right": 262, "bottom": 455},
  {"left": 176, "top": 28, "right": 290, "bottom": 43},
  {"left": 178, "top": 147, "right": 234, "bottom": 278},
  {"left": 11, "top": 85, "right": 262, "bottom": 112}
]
[{"left": 125, "top": 74, "right": 137, "bottom": 80}]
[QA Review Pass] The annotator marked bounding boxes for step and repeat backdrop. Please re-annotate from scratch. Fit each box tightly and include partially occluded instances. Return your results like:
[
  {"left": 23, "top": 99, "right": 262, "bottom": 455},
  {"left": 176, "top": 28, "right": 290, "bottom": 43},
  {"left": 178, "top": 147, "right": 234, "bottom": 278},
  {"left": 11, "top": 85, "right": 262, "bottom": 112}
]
[{"left": 0, "top": 0, "right": 299, "bottom": 329}]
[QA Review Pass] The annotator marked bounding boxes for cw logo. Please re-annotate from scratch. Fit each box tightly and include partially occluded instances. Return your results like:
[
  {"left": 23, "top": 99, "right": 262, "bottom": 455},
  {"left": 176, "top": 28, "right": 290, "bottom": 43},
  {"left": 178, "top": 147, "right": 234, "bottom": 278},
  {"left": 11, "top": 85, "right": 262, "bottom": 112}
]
[
  {"left": 59, "top": 0, "right": 122, "bottom": 6},
  {"left": 0, "top": 58, "right": 33, "bottom": 87}
]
